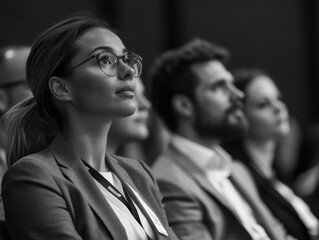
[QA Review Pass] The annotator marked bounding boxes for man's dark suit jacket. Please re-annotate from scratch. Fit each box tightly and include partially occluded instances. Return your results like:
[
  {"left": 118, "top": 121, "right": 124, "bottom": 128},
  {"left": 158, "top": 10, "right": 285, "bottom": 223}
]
[
  {"left": 2, "top": 134, "right": 177, "bottom": 240},
  {"left": 152, "top": 142, "right": 289, "bottom": 240},
  {"left": 226, "top": 142, "right": 312, "bottom": 240}
]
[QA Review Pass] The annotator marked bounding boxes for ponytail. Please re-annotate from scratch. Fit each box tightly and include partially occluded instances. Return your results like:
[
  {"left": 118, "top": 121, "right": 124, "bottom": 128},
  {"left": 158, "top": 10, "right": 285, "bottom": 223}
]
[
  {"left": 2, "top": 97, "right": 60, "bottom": 166},
  {"left": 2, "top": 13, "right": 111, "bottom": 166}
]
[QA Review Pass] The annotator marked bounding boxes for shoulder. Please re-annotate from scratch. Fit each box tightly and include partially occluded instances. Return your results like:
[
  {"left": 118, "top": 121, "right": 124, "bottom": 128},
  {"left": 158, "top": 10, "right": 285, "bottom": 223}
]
[
  {"left": 3, "top": 148, "right": 59, "bottom": 186},
  {"left": 110, "top": 154, "right": 156, "bottom": 183},
  {"left": 152, "top": 151, "right": 202, "bottom": 197}
]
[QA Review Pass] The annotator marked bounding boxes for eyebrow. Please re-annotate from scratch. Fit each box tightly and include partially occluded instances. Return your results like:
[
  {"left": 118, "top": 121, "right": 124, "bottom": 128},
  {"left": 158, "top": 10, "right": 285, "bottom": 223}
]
[
  {"left": 209, "top": 79, "right": 227, "bottom": 87},
  {"left": 88, "top": 46, "right": 128, "bottom": 56}
]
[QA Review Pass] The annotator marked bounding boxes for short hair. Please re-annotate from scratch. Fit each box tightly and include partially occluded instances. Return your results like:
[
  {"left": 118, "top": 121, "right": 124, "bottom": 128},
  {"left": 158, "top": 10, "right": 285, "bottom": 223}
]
[{"left": 148, "top": 38, "right": 229, "bottom": 132}]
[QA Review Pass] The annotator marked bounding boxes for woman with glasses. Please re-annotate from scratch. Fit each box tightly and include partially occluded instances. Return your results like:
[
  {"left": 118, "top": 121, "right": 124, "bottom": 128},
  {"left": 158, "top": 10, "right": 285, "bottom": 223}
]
[{"left": 1, "top": 12, "right": 177, "bottom": 240}]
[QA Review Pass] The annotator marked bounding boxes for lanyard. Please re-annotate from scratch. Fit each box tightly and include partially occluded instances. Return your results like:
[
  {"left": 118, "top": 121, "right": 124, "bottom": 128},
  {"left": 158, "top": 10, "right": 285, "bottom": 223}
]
[{"left": 81, "top": 160, "right": 142, "bottom": 225}]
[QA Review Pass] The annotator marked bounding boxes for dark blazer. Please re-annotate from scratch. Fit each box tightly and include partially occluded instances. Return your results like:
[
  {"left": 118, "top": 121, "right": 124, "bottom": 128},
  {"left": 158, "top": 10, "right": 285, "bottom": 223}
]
[
  {"left": 152, "top": 142, "right": 289, "bottom": 240},
  {"left": 2, "top": 134, "right": 177, "bottom": 240},
  {"left": 226, "top": 142, "right": 312, "bottom": 240}
]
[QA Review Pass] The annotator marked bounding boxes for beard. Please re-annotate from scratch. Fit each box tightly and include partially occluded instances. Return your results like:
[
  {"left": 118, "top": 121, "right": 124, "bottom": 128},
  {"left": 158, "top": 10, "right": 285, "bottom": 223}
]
[{"left": 193, "top": 104, "right": 248, "bottom": 141}]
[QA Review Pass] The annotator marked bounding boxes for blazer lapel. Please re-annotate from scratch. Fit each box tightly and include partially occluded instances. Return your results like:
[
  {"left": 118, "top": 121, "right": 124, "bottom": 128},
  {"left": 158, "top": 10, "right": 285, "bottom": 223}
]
[
  {"left": 167, "top": 144, "right": 236, "bottom": 211},
  {"left": 230, "top": 169, "right": 285, "bottom": 240},
  {"left": 106, "top": 154, "right": 167, "bottom": 240},
  {"left": 251, "top": 164, "right": 301, "bottom": 217},
  {"left": 48, "top": 134, "right": 127, "bottom": 240}
]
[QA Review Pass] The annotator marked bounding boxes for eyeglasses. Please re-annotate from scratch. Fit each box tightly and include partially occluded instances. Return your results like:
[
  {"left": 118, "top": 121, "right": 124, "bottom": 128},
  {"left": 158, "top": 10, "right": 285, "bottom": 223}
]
[{"left": 70, "top": 50, "right": 142, "bottom": 77}]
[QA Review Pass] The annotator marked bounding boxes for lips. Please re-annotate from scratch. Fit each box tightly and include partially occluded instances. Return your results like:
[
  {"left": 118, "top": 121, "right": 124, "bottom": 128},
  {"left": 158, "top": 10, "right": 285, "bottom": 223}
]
[{"left": 116, "top": 85, "right": 135, "bottom": 96}]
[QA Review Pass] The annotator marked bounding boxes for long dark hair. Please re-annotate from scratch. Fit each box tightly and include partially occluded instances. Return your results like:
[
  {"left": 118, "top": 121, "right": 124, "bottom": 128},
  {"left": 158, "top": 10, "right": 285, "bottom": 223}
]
[{"left": 3, "top": 12, "right": 112, "bottom": 166}]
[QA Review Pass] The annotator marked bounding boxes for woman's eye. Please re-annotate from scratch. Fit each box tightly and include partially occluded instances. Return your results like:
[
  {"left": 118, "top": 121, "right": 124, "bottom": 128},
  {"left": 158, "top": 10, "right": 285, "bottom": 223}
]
[
  {"left": 98, "top": 55, "right": 112, "bottom": 65},
  {"left": 256, "top": 100, "right": 271, "bottom": 109}
]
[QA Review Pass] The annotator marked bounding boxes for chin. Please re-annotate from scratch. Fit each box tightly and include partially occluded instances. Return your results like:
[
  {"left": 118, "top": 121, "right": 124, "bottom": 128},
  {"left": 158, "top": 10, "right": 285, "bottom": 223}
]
[
  {"left": 133, "top": 127, "right": 149, "bottom": 140},
  {"left": 117, "top": 106, "right": 137, "bottom": 118}
]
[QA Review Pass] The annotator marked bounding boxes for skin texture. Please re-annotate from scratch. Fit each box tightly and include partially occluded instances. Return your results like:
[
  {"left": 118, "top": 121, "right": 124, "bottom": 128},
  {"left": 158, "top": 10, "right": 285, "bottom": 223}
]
[
  {"left": 65, "top": 27, "right": 137, "bottom": 119},
  {"left": 48, "top": 27, "right": 138, "bottom": 172},
  {"left": 243, "top": 75, "right": 290, "bottom": 141},
  {"left": 108, "top": 77, "right": 151, "bottom": 148},
  {"left": 190, "top": 60, "right": 248, "bottom": 142}
]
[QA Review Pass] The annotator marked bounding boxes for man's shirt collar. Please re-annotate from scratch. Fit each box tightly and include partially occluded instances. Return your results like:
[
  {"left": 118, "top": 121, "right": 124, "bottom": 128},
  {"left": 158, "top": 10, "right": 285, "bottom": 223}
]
[{"left": 171, "top": 134, "right": 232, "bottom": 178}]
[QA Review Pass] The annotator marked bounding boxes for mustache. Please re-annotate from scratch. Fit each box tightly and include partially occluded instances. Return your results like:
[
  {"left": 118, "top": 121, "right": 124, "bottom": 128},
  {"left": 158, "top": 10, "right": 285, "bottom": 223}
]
[{"left": 228, "top": 100, "right": 244, "bottom": 112}]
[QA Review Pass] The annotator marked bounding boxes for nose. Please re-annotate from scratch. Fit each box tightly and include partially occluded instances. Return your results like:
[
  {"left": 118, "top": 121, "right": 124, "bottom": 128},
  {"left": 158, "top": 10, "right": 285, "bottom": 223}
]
[
  {"left": 117, "top": 61, "right": 135, "bottom": 81},
  {"left": 228, "top": 83, "right": 244, "bottom": 100},
  {"left": 272, "top": 100, "right": 286, "bottom": 114}
]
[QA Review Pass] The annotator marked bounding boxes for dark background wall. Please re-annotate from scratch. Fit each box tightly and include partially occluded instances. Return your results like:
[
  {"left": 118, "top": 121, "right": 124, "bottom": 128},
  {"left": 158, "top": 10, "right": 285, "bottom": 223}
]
[{"left": 1, "top": 0, "right": 318, "bottom": 131}]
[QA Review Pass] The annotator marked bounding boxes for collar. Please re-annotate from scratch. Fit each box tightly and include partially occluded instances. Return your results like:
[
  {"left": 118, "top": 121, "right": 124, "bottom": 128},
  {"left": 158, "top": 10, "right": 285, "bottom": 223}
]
[{"left": 171, "top": 134, "right": 232, "bottom": 178}]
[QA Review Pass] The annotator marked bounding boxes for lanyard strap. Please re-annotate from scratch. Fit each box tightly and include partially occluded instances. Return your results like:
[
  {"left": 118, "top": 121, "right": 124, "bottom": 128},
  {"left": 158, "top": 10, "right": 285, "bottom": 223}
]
[{"left": 81, "top": 160, "right": 142, "bottom": 225}]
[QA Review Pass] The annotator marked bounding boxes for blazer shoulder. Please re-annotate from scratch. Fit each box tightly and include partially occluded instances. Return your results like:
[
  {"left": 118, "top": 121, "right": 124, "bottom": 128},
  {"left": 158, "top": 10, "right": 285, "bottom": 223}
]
[{"left": 4, "top": 148, "right": 59, "bottom": 181}]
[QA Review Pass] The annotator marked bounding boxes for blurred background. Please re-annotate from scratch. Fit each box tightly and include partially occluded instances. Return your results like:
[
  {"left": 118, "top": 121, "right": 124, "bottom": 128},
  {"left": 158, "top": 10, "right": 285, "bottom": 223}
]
[{"left": 0, "top": 0, "right": 318, "bottom": 175}]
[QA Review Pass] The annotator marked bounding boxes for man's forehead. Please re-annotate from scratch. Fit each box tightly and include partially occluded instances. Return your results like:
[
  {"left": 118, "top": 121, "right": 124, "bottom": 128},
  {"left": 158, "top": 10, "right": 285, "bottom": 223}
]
[{"left": 192, "top": 60, "right": 233, "bottom": 82}]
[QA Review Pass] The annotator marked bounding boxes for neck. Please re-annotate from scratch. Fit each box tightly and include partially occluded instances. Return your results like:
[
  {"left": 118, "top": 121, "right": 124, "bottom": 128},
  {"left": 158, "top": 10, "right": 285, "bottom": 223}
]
[
  {"left": 62, "top": 114, "right": 112, "bottom": 172},
  {"left": 244, "top": 137, "right": 276, "bottom": 177},
  {"left": 106, "top": 137, "right": 122, "bottom": 155}
]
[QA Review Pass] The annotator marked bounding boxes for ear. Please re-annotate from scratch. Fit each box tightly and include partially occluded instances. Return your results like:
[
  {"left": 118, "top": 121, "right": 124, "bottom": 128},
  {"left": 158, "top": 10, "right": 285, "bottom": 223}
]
[
  {"left": 48, "top": 76, "right": 72, "bottom": 102},
  {"left": 172, "top": 94, "right": 193, "bottom": 118}
]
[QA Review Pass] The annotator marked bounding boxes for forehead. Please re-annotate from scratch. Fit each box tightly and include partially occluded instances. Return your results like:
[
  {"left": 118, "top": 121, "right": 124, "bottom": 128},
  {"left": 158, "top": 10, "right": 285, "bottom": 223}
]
[
  {"left": 246, "top": 76, "right": 279, "bottom": 100},
  {"left": 191, "top": 60, "right": 233, "bottom": 85},
  {"left": 74, "top": 27, "right": 126, "bottom": 58}
]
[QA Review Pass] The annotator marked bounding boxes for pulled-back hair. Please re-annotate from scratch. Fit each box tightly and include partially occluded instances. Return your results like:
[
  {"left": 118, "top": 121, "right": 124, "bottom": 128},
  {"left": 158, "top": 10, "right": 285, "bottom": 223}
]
[
  {"left": 232, "top": 68, "right": 271, "bottom": 100},
  {"left": 3, "top": 12, "right": 112, "bottom": 166},
  {"left": 148, "top": 38, "right": 229, "bottom": 132}
]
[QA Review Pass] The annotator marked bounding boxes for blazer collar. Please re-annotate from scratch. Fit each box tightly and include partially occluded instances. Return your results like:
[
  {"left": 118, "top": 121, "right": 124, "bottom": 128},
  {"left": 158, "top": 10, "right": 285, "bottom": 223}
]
[
  {"left": 167, "top": 142, "right": 284, "bottom": 240},
  {"left": 49, "top": 134, "right": 168, "bottom": 240},
  {"left": 48, "top": 133, "right": 127, "bottom": 240},
  {"left": 107, "top": 154, "right": 167, "bottom": 240},
  {"left": 167, "top": 142, "right": 235, "bottom": 210}
]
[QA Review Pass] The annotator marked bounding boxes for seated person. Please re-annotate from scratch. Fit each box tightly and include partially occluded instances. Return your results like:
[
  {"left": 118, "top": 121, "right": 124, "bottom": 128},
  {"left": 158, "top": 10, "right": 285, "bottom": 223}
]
[
  {"left": 149, "top": 38, "right": 291, "bottom": 240},
  {"left": 224, "top": 68, "right": 318, "bottom": 240}
]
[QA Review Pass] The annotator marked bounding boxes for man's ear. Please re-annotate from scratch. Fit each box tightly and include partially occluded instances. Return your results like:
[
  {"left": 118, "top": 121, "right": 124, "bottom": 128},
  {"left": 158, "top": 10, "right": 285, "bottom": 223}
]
[
  {"left": 172, "top": 94, "right": 193, "bottom": 117},
  {"left": 48, "top": 76, "right": 72, "bottom": 102}
]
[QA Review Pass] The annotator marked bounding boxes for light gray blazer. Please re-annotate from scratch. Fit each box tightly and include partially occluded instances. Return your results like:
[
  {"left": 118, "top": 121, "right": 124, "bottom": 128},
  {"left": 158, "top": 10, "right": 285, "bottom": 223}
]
[{"left": 152, "top": 142, "right": 289, "bottom": 240}]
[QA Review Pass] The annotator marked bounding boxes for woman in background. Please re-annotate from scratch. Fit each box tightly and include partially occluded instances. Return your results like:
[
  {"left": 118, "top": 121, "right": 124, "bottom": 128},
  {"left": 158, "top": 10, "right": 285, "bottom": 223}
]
[
  {"left": 1, "top": 12, "right": 177, "bottom": 240},
  {"left": 224, "top": 68, "right": 318, "bottom": 240},
  {"left": 107, "top": 77, "right": 151, "bottom": 160}
]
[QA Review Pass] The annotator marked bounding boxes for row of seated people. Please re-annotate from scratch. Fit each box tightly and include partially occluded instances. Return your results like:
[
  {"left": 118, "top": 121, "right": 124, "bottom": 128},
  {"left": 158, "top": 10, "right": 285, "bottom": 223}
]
[{"left": 0, "top": 11, "right": 319, "bottom": 240}]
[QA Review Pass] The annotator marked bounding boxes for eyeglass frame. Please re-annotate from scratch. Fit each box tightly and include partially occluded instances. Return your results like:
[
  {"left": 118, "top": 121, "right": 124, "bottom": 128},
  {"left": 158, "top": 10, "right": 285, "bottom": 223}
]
[{"left": 66, "top": 50, "right": 143, "bottom": 77}]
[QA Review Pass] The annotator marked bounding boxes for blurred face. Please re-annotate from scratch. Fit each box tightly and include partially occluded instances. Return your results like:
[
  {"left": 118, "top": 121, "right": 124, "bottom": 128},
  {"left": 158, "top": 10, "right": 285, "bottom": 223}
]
[
  {"left": 67, "top": 27, "right": 137, "bottom": 118},
  {"left": 110, "top": 78, "right": 151, "bottom": 142},
  {"left": 0, "top": 47, "right": 32, "bottom": 109},
  {"left": 191, "top": 60, "right": 248, "bottom": 140},
  {"left": 244, "top": 75, "right": 290, "bottom": 141}
]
